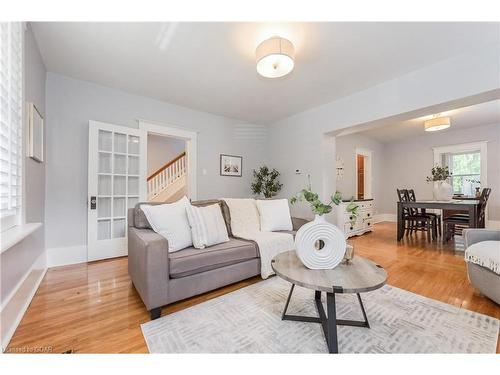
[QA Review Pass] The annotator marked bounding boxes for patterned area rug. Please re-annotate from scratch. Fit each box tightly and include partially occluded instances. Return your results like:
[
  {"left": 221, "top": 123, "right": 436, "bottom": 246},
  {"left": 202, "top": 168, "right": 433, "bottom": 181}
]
[{"left": 141, "top": 277, "right": 499, "bottom": 353}]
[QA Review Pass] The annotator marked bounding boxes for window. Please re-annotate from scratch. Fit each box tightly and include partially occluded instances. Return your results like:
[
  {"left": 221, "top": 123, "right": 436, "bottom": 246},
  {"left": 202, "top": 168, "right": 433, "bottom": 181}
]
[
  {"left": 434, "top": 142, "right": 487, "bottom": 198},
  {"left": 0, "top": 22, "right": 23, "bottom": 231},
  {"left": 448, "top": 152, "right": 481, "bottom": 195}
]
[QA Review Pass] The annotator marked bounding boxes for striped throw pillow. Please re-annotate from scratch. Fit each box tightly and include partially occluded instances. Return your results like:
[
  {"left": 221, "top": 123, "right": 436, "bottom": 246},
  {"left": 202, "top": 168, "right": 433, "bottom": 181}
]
[{"left": 186, "top": 203, "right": 230, "bottom": 249}]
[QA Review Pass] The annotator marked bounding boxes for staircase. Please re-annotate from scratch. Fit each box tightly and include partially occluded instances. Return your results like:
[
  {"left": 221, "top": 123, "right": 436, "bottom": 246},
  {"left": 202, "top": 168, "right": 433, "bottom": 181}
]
[{"left": 147, "top": 152, "right": 187, "bottom": 202}]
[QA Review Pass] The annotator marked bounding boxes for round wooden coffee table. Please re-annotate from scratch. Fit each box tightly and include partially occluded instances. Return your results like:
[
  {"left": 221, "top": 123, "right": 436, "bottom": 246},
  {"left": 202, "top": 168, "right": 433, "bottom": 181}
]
[{"left": 271, "top": 250, "right": 387, "bottom": 353}]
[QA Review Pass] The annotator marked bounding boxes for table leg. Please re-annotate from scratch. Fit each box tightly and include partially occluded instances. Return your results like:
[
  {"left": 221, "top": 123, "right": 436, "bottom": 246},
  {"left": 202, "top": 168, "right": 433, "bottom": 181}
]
[
  {"left": 281, "top": 285, "right": 370, "bottom": 354},
  {"left": 326, "top": 292, "right": 339, "bottom": 354},
  {"left": 397, "top": 202, "right": 403, "bottom": 241},
  {"left": 281, "top": 284, "right": 295, "bottom": 320}
]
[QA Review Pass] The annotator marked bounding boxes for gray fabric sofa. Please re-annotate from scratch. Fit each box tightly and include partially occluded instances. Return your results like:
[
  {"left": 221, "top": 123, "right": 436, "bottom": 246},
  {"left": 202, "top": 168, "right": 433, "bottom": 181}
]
[
  {"left": 463, "top": 229, "right": 500, "bottom": 305},
  {"left": 127, "top": 199, "right": 308, "bottom": 319}
]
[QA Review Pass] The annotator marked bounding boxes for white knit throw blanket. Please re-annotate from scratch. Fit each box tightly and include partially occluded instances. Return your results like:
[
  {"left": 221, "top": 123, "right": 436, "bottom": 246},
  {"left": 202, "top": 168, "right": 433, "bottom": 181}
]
[
  {"left": 465, "top": 240, "right": 500, "bottom": 275},
  {"left": 223, "top": 198, "right": 295, "bottom": 279}
]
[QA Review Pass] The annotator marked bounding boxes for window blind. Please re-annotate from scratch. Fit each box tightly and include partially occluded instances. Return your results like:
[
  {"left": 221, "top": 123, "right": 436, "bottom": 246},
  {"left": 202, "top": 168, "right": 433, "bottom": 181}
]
[{"left": 0, "top": 22, "right": 23, "bottom": 227}]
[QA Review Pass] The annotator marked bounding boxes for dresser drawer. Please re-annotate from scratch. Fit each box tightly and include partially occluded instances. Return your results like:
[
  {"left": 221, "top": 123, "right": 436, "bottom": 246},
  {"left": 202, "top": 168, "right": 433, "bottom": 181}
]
[{"left": 361, "top": 211, "right": 373, "bottom": 220}]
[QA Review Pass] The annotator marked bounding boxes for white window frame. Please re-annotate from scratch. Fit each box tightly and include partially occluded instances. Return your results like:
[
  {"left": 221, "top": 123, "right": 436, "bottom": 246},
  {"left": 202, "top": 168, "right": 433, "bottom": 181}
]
[
  {"left": 432, "top": 141, "right": 488, "bottom": 190},
  {"left": 447, "top": 151, "right": 481, "bottom": 195},
  {"left": 1, "top": 22, "right": 25, "bottom": 233}
]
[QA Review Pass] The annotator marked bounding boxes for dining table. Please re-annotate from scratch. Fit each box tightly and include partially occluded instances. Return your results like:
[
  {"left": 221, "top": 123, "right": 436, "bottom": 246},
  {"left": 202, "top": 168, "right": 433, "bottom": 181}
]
[{"left": 397, "top": 199, "right": 481, "bottom": 241}]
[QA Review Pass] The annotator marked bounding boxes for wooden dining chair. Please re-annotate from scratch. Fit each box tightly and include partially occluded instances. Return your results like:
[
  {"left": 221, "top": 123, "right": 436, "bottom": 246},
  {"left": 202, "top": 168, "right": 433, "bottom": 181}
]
[
  {"left": 397, "top": 189, "right": 435, "bottom": 242},
  {"left": 444, "top": 188, "right": 491, "bottom": 242},
  {"left": 408, "top": 189, "right": 441, "bottom": 237}
]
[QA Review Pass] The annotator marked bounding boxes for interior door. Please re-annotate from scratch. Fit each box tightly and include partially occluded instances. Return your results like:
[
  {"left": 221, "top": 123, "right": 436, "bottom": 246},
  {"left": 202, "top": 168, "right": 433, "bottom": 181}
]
[{"left": 88, "top": 121, "right": 146, "bottom": 261}]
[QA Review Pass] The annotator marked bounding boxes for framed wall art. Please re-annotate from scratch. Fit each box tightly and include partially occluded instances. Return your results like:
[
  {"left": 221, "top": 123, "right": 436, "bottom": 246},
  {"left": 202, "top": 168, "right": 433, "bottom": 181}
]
[{"left": 220, "top": 154, "right": 242, "bottom": 177}]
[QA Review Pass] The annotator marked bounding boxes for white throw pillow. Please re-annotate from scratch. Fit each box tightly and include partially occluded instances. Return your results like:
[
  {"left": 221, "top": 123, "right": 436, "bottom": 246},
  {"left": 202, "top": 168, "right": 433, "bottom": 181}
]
[
  {"left": 186, "top": 204, "right": 230, "bottom": 249},
  {"left": 223, "top": 198, "right": 261, "bottom": 235},
  {"left": 140, "top": 196, "right": 192, "bottom": 252},
  {"left": 256, "top": 199, "right": 293, "bottom": 232}
]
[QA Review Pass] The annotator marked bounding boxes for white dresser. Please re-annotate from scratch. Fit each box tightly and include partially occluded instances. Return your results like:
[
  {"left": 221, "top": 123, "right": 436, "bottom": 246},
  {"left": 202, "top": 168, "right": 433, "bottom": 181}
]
[{"left": 336, "top": 199, "right": 374, "bottom": 238}]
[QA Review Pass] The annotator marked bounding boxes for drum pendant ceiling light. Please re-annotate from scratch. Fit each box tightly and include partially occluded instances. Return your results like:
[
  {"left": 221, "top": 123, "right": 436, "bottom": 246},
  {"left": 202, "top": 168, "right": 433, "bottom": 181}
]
[
  {"left": 256, "top": 36, "right": 295, "bottom": 78},
  {"left": 424, "top": 115, "right": 451, "bottom": 132}
]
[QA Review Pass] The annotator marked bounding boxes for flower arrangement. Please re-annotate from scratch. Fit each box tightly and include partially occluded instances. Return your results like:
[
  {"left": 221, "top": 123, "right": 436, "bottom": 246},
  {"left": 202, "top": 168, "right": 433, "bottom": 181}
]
[
  {"left": 290, "top": 176, "right": 358, "bottom": 222},
  {"left": 426, "top": 165, "right": 452, "bottom": 182},
  {"left": 251, "top": 166, "right": 283, "bottom": 198}
]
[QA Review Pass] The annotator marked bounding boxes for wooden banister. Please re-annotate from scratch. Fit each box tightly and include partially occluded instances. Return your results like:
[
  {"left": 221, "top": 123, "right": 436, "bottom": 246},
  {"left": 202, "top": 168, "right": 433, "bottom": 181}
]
[{"left": 147, "top": 152, "right": 186, "bottom": 181}]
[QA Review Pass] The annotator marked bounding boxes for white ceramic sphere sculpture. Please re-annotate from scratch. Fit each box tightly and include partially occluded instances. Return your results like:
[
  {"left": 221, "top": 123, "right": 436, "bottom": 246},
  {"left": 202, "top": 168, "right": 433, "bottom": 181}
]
[{"left": 294, "top": 215, "right": 347, "bottom": 270}]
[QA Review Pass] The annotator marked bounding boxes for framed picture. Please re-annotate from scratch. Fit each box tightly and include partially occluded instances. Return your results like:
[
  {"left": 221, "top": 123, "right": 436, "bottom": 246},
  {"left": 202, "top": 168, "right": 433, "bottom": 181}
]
[
  {"left": 28, "top": 102, "right": 44, "bottom": 162},
  {"left": 220, "top": 154, "right": 242, "bottom": 177}
]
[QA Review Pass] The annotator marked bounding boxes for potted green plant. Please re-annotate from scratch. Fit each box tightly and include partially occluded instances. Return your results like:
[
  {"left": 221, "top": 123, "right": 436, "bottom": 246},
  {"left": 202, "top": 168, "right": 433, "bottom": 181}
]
[
  {"left": 426, "top": 165, "right": 453, "bottom": 201},
  {"left": 290, "top": 177, "right": 359, "bottom": 223},
  {"left": 251, "top": 166, "right": 283, "bottom": 198}
]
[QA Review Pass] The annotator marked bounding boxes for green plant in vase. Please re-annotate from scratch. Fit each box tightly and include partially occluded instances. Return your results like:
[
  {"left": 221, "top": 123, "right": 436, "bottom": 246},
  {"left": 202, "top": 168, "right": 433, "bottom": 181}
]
[
  {"left": 426, "top": 165, "right": 453, "bottom": 201},
  {"left": 290, "top": 175, "right": 359, "bottom": 223}
]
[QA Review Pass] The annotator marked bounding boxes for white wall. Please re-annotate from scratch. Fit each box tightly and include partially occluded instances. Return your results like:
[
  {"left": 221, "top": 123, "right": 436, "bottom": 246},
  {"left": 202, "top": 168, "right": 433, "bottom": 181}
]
[
  {"left": 268, "top": 44, "right": 500, "bottom": 220},
  {"left": 335, "top": 132, "right": 384, "bottom": 209},
  {"left": 379, "top": 123, "right": 500, "bottom": 220},
  {"left": 1, "top": 25, "right": 46, "bottom": 305},
  {"left": 44, "top": 73, "right": 267, "bottom": 252},
  {"left": 147, "top": 134, "right": 185, "bottom": 176}
]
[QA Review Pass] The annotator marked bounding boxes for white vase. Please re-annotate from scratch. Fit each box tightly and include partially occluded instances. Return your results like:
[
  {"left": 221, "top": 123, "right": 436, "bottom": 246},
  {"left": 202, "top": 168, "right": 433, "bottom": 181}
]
[
  {"left": 433, "top": 181, "right": 454, "bottom": 201},
  {"left": 294, "top": 214, "right": 346, "bottom": 270}
]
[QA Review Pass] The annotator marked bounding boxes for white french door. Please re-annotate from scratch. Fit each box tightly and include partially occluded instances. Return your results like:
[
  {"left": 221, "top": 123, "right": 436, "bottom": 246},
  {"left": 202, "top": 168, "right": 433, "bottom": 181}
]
[{"left": 88, "top": 121, "right": 146, "bottom": 261}]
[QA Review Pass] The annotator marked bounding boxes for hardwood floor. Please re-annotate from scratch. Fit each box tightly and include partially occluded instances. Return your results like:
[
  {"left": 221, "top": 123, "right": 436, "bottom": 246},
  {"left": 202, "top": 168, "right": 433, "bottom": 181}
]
[{"left": 6, "top": 222, "right": 500, "bottom": 353}]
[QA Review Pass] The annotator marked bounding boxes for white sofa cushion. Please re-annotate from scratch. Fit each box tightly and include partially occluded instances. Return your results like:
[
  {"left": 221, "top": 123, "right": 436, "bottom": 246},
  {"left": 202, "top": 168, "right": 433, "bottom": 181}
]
[
  {"left": 140, "top": 196, "right": 193, "bottom": 252},
  {"left": 223, "top": 198, "right": 261, "bottom": 234},
  {"left": 256, "top": 199, "right": 293, "bottom": 232},
  {"left": 186, "top": 203, "right": 229, "bottom": 249},
  {"left": 465, "top": 240, "right": 500, "bottom": 275}
]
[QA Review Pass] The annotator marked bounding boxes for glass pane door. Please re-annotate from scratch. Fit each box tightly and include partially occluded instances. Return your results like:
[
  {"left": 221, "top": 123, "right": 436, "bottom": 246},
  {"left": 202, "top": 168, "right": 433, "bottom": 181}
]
[{"left": 88, "top": 121, "right": 145, "bottom": 261}]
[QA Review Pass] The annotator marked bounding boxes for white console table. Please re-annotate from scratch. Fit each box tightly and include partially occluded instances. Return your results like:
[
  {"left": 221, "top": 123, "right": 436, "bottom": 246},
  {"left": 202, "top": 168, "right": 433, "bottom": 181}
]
[{"left": 336, "top": 199, "right": 374, "bottom": 238}]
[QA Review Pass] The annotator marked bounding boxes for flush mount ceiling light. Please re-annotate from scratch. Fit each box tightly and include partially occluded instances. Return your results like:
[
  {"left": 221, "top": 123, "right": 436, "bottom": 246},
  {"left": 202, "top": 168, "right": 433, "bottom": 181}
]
[
  {"left": 424, "top": 115, "right": 451, "bottom": 132},
  {"left": 256, "top": 36, "right": 295, "bottom": 78}
]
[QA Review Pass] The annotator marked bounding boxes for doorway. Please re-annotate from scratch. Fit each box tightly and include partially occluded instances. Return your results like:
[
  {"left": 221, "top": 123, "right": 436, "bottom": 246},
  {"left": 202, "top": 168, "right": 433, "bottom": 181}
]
[
  {"left": 139, "top": 121, "right": 198, "bottom": 202},
  {"left": 357, "top": 154, "right": 365, "bottom": 199},
  {"left": 147, "top": 134, "right": 187, "bottom": 202},
  {"left": 355, "top": 148, "right": 373, "bottom": 200}
]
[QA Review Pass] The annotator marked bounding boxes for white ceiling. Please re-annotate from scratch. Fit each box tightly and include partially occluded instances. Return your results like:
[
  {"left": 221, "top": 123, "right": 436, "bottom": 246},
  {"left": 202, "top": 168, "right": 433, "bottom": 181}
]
[
  {"left": 31, "top": 22, "right": 500, "bottom": 124},
  {"left": 357, "top": 99, "right": 500, "bottom": 143}
]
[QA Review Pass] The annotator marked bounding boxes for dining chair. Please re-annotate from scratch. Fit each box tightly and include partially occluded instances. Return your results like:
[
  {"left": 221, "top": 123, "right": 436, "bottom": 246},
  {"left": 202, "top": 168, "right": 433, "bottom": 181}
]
[
  {"left": 408, "top": 189, "right": 441, "bottom": 237},
  {"left": 397, "top": 189, "right": 435, "bottom": 242},
  {"left": 444, "top": 188, "right": 491, "bottom": 242}
]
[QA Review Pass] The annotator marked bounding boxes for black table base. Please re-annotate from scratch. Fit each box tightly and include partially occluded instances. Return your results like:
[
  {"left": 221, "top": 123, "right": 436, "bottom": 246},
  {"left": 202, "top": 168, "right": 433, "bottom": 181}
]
[{"left": 281, "top": 284, "right": 370, "bottom": 353}]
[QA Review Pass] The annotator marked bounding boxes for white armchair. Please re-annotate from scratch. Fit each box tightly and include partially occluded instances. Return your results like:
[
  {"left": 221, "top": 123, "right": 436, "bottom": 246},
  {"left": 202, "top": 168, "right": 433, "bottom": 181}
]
[{"left": 463, "top": 229, "right": 500, "bottom": 305}]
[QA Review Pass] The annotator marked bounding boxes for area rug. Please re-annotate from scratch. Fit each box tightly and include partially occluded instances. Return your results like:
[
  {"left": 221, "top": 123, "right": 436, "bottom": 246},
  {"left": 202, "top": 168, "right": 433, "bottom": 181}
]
[{"left": 141, "top": 277, "right": 499, "bottom": 353}]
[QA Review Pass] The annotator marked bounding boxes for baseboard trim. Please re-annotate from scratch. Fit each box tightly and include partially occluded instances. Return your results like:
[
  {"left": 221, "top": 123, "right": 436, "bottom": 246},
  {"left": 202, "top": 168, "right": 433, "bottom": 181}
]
[
  {"left": 1, "top": 251, "right": 47, "bottom": 351},
  {"left": 47, "top": 245, "right": 88, "bottom": 268},
  {"left": 373, "top": 213, "right": 397, "bottom": 223}
]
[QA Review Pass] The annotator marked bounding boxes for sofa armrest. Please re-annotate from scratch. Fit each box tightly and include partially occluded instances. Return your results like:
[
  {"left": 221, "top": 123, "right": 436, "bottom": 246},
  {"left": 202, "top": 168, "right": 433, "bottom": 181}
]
[
  {"left": 128, "top": 227, "right": 170, "bottom": 311},
  {"left": 292, "top": 217, "right": 310, "bottom": 231},
  {"left": 463, "top": 229, "right": 500, "bottom": 248}
]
